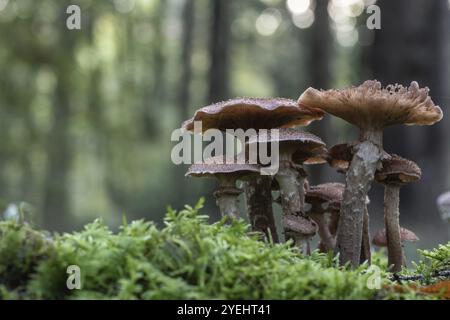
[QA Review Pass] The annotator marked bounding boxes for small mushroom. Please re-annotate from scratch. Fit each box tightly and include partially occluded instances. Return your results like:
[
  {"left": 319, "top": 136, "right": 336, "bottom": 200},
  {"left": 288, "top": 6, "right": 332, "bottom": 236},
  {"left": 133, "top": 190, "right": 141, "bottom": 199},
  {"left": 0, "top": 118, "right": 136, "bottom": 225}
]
[
  {"left": 299, "top": 80, "right": 442, "bottom": 266},
  {"left": 283, "top": 214, "right": 318, "bottom": 254},
  {"left": 186, "top": 155, "right": 260, "bottom": 219},
  {"left": 305, "top": 183, "right": 344, "bottom": 252},
  {"left": 375, "top": 154, "right": 422, "bottom": 272},
  {"left": 372, "top": 227, "right": 419, "bottom": 270}
]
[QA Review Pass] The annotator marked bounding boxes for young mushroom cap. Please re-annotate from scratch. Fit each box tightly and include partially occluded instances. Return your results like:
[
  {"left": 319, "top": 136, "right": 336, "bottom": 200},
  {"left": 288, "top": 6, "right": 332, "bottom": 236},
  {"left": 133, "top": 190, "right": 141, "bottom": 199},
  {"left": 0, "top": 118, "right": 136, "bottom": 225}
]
[
  {"left": 375, "top": 154, "right": 422, "bottom": 186},
  {"left": 372, "top": 227, "right": 419, "bottom": 247},
  {"left": 283, "top": 214, "right": 318, "bottom": 236},
  {"left": 298, "top": 80, "right": 443, "bottom": 131},
  {"left": 182, "top": 97, "right": 324, "bottom": 132}
]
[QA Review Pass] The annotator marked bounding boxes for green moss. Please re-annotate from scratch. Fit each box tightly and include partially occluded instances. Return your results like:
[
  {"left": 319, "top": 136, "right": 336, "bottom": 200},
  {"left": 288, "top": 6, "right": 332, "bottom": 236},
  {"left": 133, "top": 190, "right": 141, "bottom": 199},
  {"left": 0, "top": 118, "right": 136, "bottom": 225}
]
[{"left": 0, "top": 198, "right": 448, "bottom": 300}]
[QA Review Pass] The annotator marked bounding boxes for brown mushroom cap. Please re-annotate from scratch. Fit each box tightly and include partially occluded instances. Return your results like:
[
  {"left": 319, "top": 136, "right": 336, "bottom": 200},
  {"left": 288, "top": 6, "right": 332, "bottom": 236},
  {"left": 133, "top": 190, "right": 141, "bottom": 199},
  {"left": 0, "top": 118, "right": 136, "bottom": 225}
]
[
  {"left": 182, "top": 97, "right": 324, "bottom": 132},
  {"left": 372, "top": 227, "right": 420, "bottom": 247},
  {"left": 247, "top": 128, "right": 325, "bottom": 155},
  {"left": 305, "top": 183, "right": 345, "bottom": 212},
  {"left": 327, "top": 143, "right": 354, "bottom": 172},
  {"left": 298, "top": 80, "right": 443, "bottom": 131},
  {"left": 283, "top": 214, "right": 318, "bottom": 236},
  {"left": 375, "top": 154, "right": 422, "bottom": 186},
  {"left": 186, "top": 155, "right": 260, "bottom": 180},
  {"left": 292, "top": 145, "right": 328, "bottom": 165}
]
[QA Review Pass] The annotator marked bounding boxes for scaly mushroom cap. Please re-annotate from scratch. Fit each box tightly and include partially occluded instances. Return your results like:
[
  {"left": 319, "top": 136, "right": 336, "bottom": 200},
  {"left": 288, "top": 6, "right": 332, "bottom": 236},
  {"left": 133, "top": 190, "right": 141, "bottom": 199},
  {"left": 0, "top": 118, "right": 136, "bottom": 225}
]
[
  {"left": 298, "top": 80, "right": 443, "bottom": 131},
  {"left": 182, "top": 97, "right": 324, "bottom": 132},
  {"left": 292, "top": 145, "right": 328, "bottom": 165},
  {"left": 372, "top": 227, "right": 420, "bottom": 247},
  {"left": 186, "top": 155, "right": 260, "bottom": 180},
  {"left": 375, "top": 154, "right": 422, "bottom": 186},
  {"left": 305, "top": 183, "right": 345, "bottom": 213},
  {"left": 247, "top": 128, "right": 325, "bottom": 156},
  {"left": 327, "top": 143, "right": 354, "bottom": 172},
  {"left": 437, "top": 191, "right": 450, "bottom": 220},
  {"left": 283, "top": 214, "right": 318, "bottom": 236}
]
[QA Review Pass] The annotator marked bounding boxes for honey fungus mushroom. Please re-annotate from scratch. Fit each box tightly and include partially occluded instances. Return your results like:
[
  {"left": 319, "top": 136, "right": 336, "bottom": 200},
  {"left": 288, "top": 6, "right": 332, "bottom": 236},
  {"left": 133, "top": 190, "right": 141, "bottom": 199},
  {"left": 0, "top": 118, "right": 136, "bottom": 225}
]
[
  {"left": 305, "top": 183, "right": 344, "bottom": 252},
  {"left": 186, "top": 155, "right": 260, "bottom": 219},
  {"left": 182, "top": 98, "right": 324, "bottom": 242},
  {"left": 299, "top": 80, "right": 442, "bottom": 266},
  {"left": 375, "top": 154, "right": 422, "bottom": 272}
]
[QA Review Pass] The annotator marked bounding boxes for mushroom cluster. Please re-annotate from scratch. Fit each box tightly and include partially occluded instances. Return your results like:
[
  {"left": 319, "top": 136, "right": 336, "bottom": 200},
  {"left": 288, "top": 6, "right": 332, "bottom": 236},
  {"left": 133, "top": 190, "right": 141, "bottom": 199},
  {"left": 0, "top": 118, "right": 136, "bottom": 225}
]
[{"left": 181, "top": 80, "right": 443, "bottom": 270}]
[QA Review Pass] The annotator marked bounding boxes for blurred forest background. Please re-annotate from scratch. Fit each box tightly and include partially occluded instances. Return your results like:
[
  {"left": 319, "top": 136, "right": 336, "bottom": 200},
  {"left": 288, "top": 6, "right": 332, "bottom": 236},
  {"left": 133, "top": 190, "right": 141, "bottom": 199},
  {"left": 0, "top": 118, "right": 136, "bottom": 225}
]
[{"left": 0, "top": 0, "right": 449, "bottom": 255}]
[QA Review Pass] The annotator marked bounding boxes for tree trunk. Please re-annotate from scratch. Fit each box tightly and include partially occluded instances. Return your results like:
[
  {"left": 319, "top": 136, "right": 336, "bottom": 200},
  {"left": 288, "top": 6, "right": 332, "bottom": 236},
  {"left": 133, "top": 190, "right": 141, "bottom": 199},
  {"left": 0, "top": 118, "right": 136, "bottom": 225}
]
[
  {"left": 304, "top": 0, "right": 332, "bottom": 184},
  {"left": 208, "top": 0, "right": 231, "bottom": 102},
  {"left": 41, "top": 11, "right": 76, "bottom": 231}
]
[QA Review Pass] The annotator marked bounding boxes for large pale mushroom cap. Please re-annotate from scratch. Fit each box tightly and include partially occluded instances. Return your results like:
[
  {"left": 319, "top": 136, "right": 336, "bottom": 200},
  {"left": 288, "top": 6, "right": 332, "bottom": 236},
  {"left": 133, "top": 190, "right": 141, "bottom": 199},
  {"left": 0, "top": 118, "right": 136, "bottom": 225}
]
[
  {"left": 372, "top": 227, "right": 419, "bottom": 247},
  {"left": 298, "top": 80, "right": 443, "bottom": 131},
  {"left": 375, "top": 154, "right": 422, "bottom": 186},
  {"left": 186, "top": 155, "right": 260, "bottom": 180},
  {"left": 182, "top": 97, "right": 324, "bottom": 132}
]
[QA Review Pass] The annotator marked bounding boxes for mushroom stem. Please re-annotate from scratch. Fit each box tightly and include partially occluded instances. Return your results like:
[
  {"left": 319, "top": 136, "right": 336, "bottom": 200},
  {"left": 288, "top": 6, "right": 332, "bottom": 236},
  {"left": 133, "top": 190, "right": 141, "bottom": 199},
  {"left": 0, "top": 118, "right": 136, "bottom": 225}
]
[
  {"left": 213, "top": 176, "right": 242, "bottom": 219},
  {"left": 244, "top": 176, "right": 279, "bottom": 243},
  {"left": 310, "top": 211, "right": 335, "bottom": 251},
  {"left": 293, "top": 235, "right": 310, "bottom": 255},
  {"left": 335, "top": 139, "right": 382, "bottom": 267},
  {"left": 275, "top": 160, "right": 303, "bottom": 215},
  {"left": 359, "top": 130, "right": 383, "bottom": 148},
  {"left": 213, "top": 186, "right": 241, "bottom": 219},
  {"left": 384, "top": 185, "right": 404, "bottom": 273},
  {"left": 360, "top": 206, "right": 372, "bottom": 264}
]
